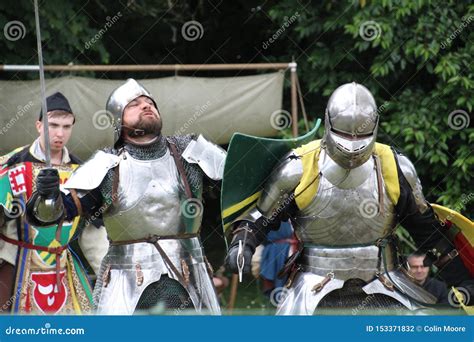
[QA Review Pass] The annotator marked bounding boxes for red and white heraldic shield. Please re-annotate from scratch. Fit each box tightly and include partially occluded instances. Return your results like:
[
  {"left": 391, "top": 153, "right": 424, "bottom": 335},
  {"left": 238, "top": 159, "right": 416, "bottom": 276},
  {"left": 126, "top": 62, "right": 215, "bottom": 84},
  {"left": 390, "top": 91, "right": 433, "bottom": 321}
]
[{"left": 31, "top": 271, "right": 67, "bottom": 314}]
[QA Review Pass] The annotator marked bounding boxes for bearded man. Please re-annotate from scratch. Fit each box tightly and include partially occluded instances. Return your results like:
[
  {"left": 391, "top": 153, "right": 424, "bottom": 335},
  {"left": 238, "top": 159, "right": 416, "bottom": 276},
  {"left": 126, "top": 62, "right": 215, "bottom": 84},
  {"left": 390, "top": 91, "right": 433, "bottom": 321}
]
[{"left": 27, "top": 79, "right": 226, "bottom": 314}]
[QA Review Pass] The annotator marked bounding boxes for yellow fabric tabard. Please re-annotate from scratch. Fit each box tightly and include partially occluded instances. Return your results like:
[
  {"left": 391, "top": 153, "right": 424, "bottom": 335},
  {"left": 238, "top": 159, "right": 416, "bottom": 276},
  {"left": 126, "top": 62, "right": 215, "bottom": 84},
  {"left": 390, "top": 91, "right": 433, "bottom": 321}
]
[
  {"left": 374, "top": 143, "right": 400, "bottom": 206},
  {"left": 293, "top": 140, "right": 321, "bottom": 210},
  {"left": 293, "top": 140, "right": 400, "bottom": 210}
]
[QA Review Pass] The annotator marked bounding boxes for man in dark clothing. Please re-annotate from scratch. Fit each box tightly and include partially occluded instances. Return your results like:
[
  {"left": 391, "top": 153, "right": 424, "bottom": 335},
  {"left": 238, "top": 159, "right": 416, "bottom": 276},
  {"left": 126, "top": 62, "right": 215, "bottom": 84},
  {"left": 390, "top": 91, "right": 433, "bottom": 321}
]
[{"left": 407, "top": 252, "right": 449, "bottom": 304}]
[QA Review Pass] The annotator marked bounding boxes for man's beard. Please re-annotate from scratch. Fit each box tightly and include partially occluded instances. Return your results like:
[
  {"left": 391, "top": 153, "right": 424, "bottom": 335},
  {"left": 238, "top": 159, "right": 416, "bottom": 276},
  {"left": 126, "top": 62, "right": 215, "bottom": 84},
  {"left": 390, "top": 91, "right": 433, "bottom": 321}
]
[{"left": 133, "top": 115, "right": 162, "bottom": 136}]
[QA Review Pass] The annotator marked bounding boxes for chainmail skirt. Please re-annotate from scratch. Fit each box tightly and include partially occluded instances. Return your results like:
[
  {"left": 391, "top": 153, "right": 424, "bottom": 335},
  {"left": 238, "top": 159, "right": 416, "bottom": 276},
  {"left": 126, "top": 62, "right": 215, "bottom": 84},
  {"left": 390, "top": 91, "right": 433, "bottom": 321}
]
[
  {"left": 317, "top": 279, "right": 406, "bottom": 314},
  {"left": 134, "top": 275, "right": 195, "bottom": 312}
]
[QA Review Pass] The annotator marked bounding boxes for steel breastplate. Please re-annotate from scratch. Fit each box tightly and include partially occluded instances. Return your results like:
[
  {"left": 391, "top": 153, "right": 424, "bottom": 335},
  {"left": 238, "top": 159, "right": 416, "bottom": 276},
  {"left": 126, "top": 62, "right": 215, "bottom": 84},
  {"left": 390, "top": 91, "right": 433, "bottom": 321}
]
[
  {"left": 292, "top": 156, "right": 397, "bottom": 246},
  {"left": 104, "top": 150, "right": 201, "bottom": 241}
]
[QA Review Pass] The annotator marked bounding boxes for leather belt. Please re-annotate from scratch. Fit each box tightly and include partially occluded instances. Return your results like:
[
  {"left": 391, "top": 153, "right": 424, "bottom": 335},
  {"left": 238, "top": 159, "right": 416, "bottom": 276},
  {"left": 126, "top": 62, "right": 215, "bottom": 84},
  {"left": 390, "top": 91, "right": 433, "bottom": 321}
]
[{"left": 0, "top": 233, "right": 68, "bottom": 293}]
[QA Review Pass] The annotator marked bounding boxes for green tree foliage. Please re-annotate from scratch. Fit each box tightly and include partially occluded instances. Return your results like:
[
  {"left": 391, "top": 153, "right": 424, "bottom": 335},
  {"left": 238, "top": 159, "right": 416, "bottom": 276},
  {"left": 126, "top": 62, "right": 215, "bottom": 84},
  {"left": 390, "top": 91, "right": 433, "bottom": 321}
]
[
  {"left": 0, "top": 1, "right": 109, "bottom": 75},
  {"left": 268, "top": 0, "right": 473, "bottom": 216},
  {"left": 0, "top": 0, "right": 472, "bottom": 216}
]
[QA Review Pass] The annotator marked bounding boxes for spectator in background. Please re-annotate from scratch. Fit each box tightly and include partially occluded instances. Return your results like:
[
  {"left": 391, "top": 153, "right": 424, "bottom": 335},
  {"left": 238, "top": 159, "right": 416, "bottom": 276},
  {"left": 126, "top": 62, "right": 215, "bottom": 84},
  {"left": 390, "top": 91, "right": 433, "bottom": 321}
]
[
  {"left": 407, "top": 252, "right": 449, "bottom": 304},
  {"left": 259, "top": 221, "right": 297, "bottom": 302}
]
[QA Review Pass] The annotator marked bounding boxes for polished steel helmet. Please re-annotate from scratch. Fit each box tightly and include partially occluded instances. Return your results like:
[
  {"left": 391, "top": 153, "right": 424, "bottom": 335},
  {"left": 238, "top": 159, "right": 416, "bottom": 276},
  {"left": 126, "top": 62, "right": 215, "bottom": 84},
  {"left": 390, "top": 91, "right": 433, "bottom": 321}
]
[
  {"left": 106, "top": 78, "right": 158, "bottom": 146},
  {"left": 323, "top": 82, "right": 378, "bottom": 169}
]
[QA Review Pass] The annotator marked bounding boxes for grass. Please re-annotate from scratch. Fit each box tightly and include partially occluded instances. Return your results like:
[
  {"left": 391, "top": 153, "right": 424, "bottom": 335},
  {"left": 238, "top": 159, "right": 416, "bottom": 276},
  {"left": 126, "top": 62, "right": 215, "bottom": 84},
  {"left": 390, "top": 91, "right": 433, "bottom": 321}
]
[{"left": 219, "top": 274, "right": 277, "bottom": 315}]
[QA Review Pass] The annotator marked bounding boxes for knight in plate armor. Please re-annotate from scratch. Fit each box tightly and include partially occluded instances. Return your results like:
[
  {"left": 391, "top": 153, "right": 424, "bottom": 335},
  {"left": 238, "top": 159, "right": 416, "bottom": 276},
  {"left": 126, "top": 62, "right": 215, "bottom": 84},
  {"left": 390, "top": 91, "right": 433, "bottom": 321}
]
[
  {"left": 225, "top": 82, "right": 467, "bottom": 314},
  {"left": 27, "top": 79, "right": 226, "bottom": 315}
]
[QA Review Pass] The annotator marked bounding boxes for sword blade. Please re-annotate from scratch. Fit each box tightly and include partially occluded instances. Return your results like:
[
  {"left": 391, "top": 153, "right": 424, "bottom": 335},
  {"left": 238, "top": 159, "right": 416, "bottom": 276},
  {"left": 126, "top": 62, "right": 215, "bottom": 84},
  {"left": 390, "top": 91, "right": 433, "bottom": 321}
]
[{"left": 34, "top": 0, "right": 51, "bottom": 167}]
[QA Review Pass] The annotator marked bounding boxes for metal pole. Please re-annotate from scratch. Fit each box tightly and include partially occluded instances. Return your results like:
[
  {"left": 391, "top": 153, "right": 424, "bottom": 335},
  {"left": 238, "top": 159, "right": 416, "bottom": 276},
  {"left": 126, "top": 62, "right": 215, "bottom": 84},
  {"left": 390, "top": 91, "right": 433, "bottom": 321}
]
[
  {"left": 34, "top": 0, "right": 51, "bottom": 167},
  {"left": 227, "top": 274, "right": 239, "bottom": 313},
  {"left": 290, "top": 61, "right": 298, "bottom": 137},
  {"left": 1, "top": 63, "right": 292, "bottom": 72}
]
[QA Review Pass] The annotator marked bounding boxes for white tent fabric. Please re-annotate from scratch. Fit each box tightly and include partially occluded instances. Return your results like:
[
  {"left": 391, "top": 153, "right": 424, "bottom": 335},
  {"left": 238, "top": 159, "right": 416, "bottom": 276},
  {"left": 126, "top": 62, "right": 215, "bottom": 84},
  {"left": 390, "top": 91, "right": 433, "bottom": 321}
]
[{"left": 0, "top": 72, "right": 284, "bottom": 159}]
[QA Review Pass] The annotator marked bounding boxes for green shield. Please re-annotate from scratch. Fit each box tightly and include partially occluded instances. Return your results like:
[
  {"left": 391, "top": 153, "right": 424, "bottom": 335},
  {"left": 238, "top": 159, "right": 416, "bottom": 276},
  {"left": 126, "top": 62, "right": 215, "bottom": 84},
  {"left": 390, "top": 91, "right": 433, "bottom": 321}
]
[{"left": 221, "top": 119, "right": 321, "bottom": 234}]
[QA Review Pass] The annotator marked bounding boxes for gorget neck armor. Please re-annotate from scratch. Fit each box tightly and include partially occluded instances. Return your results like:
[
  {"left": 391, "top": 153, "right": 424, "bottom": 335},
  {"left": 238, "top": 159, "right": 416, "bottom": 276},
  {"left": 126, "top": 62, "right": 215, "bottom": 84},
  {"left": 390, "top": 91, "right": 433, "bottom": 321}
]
[
  {"left": 318, "top": 148, "right": 374, "bottom": 189},
  {"left": 123, "top": 134, "right": 167, "bottom": 160}
]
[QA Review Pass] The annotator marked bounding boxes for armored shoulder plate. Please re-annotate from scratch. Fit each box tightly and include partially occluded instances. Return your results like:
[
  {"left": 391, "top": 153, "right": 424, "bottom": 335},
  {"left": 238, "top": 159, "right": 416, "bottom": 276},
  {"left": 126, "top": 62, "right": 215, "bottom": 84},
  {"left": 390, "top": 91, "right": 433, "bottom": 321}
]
[
  {"left": 396, "top": 153, "right": 428, "bottom": 213},
  {"left": 257, "top": 151, "right": 303, "bottom": 217},
  {"left": 64, "top": 150, "right": 121, "bottom": 191},
  {"left": 182, "top": 134, "right": 227, "bottom": 180}
]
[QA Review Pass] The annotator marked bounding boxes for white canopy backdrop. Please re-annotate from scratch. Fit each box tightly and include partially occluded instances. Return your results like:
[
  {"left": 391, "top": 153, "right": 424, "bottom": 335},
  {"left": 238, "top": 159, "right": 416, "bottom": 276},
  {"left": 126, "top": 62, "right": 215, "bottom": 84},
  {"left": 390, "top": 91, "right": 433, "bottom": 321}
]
[{"left": 0, "top": 72, "right": 284, "bottom": 159}]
